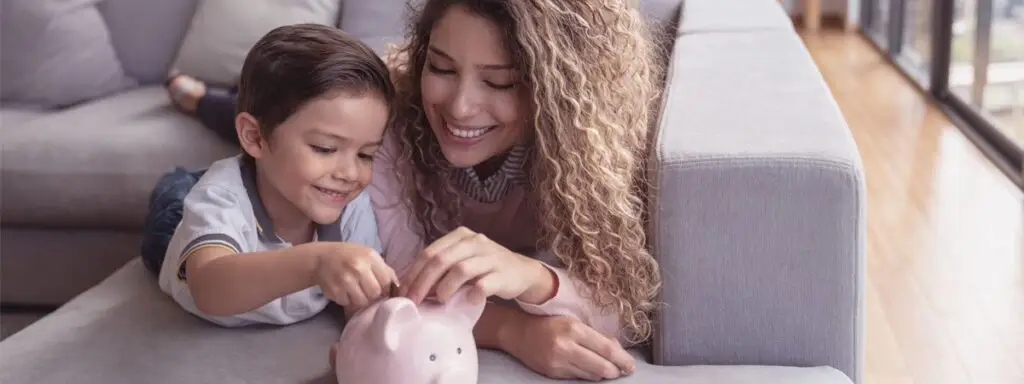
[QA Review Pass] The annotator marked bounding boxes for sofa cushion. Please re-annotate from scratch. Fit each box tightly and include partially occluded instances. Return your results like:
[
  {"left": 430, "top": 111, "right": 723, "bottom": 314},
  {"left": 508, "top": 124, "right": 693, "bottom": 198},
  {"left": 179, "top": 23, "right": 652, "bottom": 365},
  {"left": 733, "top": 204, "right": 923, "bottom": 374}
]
[
  {"left": 337, "top": 0, "right": 412, "bottom": 57},
  {"left": 0, "top": 0, "right": 137, "bottom": 108},
  {"left": 171, "top": 0, "right": 342, "bottom": 87},
  {"left": 0, "top": 106, "right": 49, "bottom": 127},
  {"left": 678, "top": 0, "right": 795, "bottom": 34},
  {"left": 638, "top": 0, "right": 684, "bottom": 38},
  {"left": 1, "top": 86, "right": 239, "bottom": 230},
  {"left": 0, "top": 258, "right": 854, "bottom": 384},
  {"left": 98, "top": 0, "right": 200, "bottom": 85}
]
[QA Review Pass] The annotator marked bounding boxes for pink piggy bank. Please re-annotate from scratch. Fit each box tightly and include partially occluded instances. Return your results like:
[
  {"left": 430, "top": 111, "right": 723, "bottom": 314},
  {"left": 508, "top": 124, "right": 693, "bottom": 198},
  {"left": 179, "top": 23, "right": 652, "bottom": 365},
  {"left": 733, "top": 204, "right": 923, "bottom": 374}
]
[{"left": 333, "top": 287, "right": 485, "bottom": 384}]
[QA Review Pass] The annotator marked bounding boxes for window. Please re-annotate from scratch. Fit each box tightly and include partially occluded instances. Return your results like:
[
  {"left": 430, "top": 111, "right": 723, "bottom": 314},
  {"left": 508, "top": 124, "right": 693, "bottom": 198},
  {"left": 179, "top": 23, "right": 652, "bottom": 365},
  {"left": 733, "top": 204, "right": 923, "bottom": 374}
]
[{"left": 861, "top": 0, "right": 1024, "bottom": 185}]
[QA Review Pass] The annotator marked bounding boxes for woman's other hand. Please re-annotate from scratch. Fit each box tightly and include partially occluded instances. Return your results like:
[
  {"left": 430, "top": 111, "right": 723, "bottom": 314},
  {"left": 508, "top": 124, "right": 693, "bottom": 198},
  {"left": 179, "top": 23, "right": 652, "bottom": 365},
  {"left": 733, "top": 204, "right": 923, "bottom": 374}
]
[
  {"left": 399, "top": 226, "right": 556, "bottom": 305},
  {"left": 504, "top": 314, "right": 636, "bottom": 381}
]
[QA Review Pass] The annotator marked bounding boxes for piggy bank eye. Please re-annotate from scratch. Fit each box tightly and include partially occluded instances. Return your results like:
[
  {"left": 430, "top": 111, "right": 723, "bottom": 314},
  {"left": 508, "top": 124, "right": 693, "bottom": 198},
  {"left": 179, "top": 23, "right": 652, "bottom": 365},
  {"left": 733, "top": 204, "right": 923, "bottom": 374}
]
[
  {"left": 457, "top": 347, "right": 462, "bottom": 355},
  {"left": 429, "top": 353, "right": 437, "bottom": 362}
]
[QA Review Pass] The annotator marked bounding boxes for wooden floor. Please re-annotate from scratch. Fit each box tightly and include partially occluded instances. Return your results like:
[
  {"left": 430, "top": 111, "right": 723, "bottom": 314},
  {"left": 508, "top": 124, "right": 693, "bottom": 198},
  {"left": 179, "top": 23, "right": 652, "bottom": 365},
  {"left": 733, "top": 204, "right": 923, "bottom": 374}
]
[{"left": 799, "top": 30, "right": 1024, "bottom": 384}]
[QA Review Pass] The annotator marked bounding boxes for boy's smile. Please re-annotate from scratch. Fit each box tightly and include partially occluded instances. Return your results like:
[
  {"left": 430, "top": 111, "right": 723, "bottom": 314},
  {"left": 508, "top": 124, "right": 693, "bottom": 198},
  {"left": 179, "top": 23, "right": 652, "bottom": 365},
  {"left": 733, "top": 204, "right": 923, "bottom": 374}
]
[{"left": 240, "top": 92, "right": 389, "bottom": 243}]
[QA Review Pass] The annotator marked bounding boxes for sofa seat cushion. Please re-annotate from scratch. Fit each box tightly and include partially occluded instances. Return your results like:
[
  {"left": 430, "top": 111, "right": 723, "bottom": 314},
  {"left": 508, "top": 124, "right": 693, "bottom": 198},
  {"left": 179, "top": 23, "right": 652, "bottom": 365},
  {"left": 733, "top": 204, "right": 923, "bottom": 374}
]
[
  {"left": 0, "top": 258, "right": 854, "bottom": 384},
  {"left": 1, "top": 86, "right": 239, "bottom": 230},
  {"left": 678, "top": 0, "right": 794, "bottom": 34},
  {"left": 0, "top": 106, "right": 49, "bottom": 127}
]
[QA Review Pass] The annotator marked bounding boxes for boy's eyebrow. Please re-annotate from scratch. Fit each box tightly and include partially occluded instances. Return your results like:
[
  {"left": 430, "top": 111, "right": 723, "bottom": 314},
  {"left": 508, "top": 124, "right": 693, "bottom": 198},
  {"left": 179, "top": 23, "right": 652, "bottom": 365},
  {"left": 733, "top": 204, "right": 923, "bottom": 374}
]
[
  {"left": 427, "top": 45, "right": 513, "bottom": 70},
  {"left": 312, "top": 130, "right": 383, "bottom": 146}
]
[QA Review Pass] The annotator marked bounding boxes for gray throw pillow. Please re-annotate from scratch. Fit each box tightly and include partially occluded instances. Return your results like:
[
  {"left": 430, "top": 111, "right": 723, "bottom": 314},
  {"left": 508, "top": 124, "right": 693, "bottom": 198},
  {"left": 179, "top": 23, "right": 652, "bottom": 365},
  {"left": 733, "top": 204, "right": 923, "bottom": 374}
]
[
  {"left": 170, "top": 0, "right": 342, "bottom": 87},
  {"left": 0, "top": 0, "right": 137, "bottom": 108}
]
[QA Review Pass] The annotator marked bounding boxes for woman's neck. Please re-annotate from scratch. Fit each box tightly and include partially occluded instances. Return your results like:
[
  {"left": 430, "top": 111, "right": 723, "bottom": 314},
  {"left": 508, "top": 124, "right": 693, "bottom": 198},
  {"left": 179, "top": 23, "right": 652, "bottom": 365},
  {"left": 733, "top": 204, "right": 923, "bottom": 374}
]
[{"left": 472, "top": 152, "right": 508, "bottom": 181}]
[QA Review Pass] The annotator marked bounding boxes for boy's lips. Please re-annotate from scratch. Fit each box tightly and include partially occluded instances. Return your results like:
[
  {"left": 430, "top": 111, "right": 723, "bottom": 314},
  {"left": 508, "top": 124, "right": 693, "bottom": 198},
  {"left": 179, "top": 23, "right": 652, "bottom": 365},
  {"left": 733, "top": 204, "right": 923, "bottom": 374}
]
[{"left": 314, "top": 186, "right": 349, "bottom": 205}]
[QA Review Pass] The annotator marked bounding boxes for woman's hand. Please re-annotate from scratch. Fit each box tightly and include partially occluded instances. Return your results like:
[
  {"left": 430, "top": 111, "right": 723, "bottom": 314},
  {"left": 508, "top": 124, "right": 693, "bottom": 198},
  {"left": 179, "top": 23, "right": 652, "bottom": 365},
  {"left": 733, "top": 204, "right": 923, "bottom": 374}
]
[
  {"left": 503, "top": 314, "right": 636, "bottom": 381},
  {"left": 399, "top": 227, "right": 555, "bottom": 305}
]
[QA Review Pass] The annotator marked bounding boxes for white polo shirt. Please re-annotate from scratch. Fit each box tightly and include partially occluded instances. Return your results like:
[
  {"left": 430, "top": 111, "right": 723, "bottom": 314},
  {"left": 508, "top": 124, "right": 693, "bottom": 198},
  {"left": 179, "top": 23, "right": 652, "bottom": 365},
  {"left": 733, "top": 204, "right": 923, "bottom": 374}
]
[{"left": 157, "top": 155, "right": 382, "bottom": 327}]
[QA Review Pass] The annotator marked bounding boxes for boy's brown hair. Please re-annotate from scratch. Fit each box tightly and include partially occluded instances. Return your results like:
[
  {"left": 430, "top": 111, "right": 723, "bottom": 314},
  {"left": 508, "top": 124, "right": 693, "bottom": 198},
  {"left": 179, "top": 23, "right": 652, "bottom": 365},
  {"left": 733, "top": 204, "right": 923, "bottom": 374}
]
[{"left": 236, "top": 23, "right": 394, "bottom": 137}]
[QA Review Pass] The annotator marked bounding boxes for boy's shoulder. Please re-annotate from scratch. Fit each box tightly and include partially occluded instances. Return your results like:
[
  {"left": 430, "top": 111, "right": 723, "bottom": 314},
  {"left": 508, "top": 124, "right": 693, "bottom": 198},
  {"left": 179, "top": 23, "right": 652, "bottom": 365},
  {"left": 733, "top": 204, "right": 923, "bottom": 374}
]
[
  {"left": 192, "top": 154, "right": 249, "bottom": 197},
  {"left": 179, "top": 154, "right": 257, "bottom": 231}
]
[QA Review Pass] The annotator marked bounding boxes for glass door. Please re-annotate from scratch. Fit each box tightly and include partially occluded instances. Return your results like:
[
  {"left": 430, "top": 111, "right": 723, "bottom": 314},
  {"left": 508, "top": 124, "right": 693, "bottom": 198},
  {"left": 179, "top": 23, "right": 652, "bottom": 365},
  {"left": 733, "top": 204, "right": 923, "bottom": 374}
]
[{"left": 861, "top": 0, "right": 1024, "bottom": 185}]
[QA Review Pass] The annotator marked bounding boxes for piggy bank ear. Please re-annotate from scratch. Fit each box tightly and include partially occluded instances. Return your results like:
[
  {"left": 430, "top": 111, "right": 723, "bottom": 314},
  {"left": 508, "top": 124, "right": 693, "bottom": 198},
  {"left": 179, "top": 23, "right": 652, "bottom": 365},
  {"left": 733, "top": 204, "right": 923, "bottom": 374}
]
[
  {"left": 371, "top": 298, "right": 421, "bottom": 352},
  {"left": 443, "top": 287, "right": 486, "bottom": 325}
]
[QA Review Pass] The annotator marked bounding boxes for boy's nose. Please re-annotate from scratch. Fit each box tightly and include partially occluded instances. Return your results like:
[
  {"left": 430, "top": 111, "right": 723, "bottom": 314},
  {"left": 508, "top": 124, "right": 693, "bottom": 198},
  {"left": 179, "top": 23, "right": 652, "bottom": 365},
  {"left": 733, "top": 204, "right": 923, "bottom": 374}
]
[{"left": 332, "top": 165, "right": 358, "bottom": 182}]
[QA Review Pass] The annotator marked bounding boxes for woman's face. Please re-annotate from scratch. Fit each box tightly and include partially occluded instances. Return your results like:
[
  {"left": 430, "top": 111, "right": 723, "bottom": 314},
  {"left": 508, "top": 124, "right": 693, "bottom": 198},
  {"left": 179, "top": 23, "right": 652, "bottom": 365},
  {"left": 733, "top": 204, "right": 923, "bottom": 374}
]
[{"left": 420, "top": 5, "right": 528, "bottom": 168}]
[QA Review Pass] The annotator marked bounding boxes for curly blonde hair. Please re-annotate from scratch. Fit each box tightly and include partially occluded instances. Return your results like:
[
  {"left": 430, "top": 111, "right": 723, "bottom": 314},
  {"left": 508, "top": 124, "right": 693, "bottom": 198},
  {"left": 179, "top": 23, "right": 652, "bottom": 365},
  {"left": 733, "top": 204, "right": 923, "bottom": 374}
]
[{"left": 387, "top": 0, "right": 665, "bottom": 343}]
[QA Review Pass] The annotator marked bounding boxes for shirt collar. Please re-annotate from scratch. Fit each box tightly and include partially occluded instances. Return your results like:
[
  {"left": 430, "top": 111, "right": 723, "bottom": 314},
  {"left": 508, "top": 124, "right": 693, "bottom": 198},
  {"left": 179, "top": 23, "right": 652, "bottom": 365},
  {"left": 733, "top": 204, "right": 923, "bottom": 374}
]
[{"left": 240, "top": 157, "right": 343, "bottom": 244}]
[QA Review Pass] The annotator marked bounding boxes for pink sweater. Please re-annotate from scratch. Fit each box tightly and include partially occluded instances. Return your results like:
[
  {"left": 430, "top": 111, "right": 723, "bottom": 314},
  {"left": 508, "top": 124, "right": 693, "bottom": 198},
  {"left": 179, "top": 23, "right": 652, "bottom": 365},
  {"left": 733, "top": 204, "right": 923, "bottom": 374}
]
[{"left": 366, "top": 132, "right": 624, "bottom": 341}]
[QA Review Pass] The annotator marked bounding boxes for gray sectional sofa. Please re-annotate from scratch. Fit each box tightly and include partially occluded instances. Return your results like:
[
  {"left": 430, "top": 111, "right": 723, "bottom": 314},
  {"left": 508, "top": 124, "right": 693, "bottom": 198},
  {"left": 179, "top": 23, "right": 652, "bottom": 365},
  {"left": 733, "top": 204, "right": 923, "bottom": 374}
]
[{"left": 0, "top": 0, "right": 865, "bottom": 383}]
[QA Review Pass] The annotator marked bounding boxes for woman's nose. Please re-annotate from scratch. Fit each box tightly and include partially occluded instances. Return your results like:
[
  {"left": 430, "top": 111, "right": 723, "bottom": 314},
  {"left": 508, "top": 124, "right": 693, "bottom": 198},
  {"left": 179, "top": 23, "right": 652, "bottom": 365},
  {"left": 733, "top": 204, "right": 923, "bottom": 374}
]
[{"left": 449, "top": 82, "right": 481, "bottom": 121}]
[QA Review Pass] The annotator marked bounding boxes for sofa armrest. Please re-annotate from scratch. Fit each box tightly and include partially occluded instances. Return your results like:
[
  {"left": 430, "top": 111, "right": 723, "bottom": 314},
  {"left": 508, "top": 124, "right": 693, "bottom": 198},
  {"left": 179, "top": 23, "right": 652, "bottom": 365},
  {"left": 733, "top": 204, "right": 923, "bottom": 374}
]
[{"left": 647, "top": 29, "right": 865, "bottom": 384}]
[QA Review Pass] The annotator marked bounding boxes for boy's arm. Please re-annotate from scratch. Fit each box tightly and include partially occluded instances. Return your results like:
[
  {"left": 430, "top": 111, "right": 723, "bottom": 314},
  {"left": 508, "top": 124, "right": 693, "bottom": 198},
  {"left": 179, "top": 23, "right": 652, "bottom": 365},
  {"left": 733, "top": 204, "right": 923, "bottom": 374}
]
[
  {"left": 184, "top": 243, "right": 319, "bottom": 317},
  {"left": 160, "top": 183, "right": 332, "bottom": 326}
]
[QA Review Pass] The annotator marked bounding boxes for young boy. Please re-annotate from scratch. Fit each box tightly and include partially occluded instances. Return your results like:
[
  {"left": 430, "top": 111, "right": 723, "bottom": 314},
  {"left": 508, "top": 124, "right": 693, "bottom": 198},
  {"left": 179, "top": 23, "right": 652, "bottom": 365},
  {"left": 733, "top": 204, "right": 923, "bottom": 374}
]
[{"left": 157, "top": 23, "right": 397, "bottom": 327}]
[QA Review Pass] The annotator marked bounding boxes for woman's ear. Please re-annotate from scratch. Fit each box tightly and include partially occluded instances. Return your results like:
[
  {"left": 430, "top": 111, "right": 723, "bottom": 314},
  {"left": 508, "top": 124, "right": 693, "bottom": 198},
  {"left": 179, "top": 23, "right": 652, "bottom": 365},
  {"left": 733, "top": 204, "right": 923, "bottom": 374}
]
[{"left": 236, "top": 112, "right": 266, "bottom": 159}]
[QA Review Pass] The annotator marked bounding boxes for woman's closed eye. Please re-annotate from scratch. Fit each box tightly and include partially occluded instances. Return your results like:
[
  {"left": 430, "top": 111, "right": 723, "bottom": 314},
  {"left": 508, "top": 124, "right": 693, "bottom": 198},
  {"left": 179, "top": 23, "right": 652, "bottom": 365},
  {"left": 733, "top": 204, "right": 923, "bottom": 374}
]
[
  {"left": 428, "top": 61, "right": 515, "bottom": 90},
  {"left": 484, "top": 80, "right": 515, "bottom": 90},
  {"left": 309, "top": 144, "right": 335, "bottom": 154},
  {"left": 427, "top": 61, "right": 455, "bottom": 75}
]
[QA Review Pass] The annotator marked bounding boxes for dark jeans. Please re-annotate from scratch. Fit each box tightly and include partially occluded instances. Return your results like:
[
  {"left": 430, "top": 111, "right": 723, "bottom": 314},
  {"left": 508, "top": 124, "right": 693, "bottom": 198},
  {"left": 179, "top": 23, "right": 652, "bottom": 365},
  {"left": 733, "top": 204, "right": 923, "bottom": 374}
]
[
  {"left": 140, "top": 167, "right": 207, "bottom": 275},
  {"left": 195, "top": 86, "right": 241, "bottom": 146},
  {"left": 139, "top": 86, "right": 239, "bottom": 276}
]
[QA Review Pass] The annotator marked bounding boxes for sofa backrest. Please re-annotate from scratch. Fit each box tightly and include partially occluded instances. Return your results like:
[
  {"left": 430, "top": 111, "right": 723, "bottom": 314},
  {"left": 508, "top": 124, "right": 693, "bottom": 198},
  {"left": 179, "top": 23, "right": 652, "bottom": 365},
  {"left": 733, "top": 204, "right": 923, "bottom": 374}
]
[{"left": 98, "top": 0, "right": 200, "bottom": 85}]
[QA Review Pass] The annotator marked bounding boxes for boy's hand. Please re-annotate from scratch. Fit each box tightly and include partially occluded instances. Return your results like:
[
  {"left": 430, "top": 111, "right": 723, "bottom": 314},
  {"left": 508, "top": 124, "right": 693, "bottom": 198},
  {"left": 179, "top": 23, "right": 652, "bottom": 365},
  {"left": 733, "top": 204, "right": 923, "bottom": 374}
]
[{"left": 312, "top": 242, "right": 397, "bottom": 309}]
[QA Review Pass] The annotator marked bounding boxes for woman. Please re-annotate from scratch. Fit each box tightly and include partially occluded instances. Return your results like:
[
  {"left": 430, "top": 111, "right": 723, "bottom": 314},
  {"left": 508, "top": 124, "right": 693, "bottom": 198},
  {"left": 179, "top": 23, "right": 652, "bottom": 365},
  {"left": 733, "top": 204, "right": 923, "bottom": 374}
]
[{"left": 166, "top": 0, "right": 663, "bottom": 380}]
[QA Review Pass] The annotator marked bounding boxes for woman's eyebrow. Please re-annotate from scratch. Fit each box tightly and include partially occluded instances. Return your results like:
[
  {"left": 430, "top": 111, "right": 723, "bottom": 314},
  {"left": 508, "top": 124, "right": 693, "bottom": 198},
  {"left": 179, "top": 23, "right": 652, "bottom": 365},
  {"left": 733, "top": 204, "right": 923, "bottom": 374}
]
[{"left": 428, "top": 45, "right": 513, "bottom": 70}]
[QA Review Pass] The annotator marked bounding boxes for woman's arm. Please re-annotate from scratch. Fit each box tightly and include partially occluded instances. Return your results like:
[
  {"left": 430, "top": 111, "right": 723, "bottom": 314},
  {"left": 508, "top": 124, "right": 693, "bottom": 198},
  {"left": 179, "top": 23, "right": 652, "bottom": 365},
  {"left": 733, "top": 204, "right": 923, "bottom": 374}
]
[{"left": 515, "top": 250, "right": 626, "bottom": 343}]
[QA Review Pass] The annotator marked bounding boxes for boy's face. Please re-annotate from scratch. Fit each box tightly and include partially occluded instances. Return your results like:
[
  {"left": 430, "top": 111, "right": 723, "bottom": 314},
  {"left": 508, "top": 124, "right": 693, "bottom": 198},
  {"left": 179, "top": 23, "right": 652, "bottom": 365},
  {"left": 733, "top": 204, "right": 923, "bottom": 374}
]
[{"left": 239, "top": 93, "right": 388, "bottom": 226}]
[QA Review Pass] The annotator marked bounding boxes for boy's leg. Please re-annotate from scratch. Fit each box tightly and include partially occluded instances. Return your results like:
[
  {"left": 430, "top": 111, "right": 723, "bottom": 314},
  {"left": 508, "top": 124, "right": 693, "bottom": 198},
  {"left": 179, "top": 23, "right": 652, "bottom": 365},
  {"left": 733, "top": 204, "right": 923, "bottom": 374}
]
[
  {"left": 195, "top": 89, "right": 241, "bottom": 146},
  {"left": 166, "top": 73, "right": 240, "bottom": 146},
  {"left": 140, "top": 168, "right": 207, "bottom": 276}
]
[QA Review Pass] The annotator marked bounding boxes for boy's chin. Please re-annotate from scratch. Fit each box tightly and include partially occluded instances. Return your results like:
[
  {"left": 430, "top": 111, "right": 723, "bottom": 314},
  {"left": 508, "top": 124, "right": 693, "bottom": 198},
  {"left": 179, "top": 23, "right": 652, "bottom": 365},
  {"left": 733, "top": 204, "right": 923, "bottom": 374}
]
[{"left": 306, "top": 206, "right": 344, "bottom": 226}]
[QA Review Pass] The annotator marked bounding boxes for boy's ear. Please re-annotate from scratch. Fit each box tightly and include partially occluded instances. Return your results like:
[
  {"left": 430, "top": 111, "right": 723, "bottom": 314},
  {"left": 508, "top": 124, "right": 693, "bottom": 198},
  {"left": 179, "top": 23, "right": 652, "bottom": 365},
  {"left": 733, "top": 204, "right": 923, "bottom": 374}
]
[{"left": 236, "top": 112, "right": 267, "bottom": 159}]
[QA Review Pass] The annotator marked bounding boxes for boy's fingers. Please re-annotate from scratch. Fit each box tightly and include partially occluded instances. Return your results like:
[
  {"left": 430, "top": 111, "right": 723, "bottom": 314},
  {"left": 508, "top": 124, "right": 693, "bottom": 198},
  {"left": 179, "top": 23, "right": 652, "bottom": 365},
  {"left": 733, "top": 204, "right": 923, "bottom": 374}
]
[
  {"left": 358, "top": 273, "right": 381, "bottom": 301},
  {"left": 371, "top": 262, "right": 396, "bottom": 296},
  {"left": 343, "top": 276, "right": 368, "bottom": 308}
]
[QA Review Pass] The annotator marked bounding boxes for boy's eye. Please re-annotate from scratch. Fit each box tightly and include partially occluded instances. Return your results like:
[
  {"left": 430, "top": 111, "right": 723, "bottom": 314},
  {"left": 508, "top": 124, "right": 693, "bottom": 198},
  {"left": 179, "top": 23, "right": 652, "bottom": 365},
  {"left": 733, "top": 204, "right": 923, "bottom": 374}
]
[
  {"left": 310, "top": 145, "right": 335, "bottom": 154},
  {"left": 358, "top": 153, "right": 374, "bottom": 161}
]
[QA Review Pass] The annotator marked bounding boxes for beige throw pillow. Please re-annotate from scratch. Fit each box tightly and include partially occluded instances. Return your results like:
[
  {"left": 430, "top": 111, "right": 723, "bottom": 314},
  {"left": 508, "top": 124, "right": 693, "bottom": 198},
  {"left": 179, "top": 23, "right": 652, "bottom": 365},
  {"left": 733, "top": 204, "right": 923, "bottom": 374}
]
[{"left": 171, "top": 0, "right": 342, "bottom": 87}]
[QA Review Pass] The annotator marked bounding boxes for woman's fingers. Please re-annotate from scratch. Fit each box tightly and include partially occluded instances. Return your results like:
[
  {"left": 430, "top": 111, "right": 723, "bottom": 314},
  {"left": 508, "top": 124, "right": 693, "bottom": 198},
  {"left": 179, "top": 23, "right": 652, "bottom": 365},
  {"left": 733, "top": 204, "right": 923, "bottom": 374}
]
[
  {"left": 399, "top": 228, "right": 475, "bottom": 296},
  {"left": 405, "top": 241, "right": 477, "bottom": 303},
  {"left": 573, "top": 325, "right": 635, "bottom": 375},
  {"left": 469, "top": 271, "right": 503, "bottom": 303},
  {"left": 564, "top": 362, "right": 602, "bottom": 382},
  {"left": 421, "top": 226, "right": 475, "bottom": 257},
  {"left": 433, "top": 255, "right": 493, "bottom": 302},
  {"left": 567, "top": 342, "right": 622, "bottom": 380}
]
